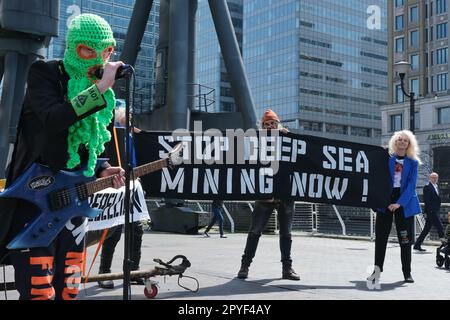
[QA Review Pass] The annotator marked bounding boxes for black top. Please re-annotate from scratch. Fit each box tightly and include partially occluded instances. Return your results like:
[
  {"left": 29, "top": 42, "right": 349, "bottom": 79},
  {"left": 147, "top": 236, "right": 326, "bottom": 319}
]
[
  {"left": 423, "top": 183, "right": 441, "bottom": 214},
  {"left": 0, "top": 60, "right": 109, "bottom": 259},
  {"left": 6, "top": 60, "right": 107, "bottom": 184}
]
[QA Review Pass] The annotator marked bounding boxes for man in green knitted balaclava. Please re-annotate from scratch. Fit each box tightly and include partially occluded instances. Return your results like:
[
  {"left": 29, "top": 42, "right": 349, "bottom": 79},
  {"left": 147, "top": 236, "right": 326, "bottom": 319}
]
[
  {"left": 3, "top": 13, "right": 126, "bottom": 301},
  {"left": 63, "top": 13, "right": 117, "bottom": 176}
]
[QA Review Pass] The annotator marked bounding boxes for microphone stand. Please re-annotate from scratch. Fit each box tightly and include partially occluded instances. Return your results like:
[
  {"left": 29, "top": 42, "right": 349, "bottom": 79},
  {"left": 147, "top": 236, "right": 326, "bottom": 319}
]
[{"left": 123, "top": 73, "right": 133, "bottom": 300}]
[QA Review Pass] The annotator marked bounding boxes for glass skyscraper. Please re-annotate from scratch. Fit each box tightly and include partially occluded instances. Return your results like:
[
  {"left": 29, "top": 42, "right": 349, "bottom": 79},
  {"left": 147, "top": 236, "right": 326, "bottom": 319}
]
[
  {"left": 196, "top": 0, "right": 243, "bottom": 112},
  {"left": 47, "top": 0, "right": 160, "bottom": 113},
  {"left": 244, "top": 0, "right": 387, "bottom": 145}
]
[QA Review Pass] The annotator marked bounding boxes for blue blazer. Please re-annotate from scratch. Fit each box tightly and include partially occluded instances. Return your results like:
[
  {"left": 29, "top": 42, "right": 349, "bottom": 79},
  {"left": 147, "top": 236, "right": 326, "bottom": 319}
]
[{"left": 379, "top": 156, "right": 421, "bottom": 218}]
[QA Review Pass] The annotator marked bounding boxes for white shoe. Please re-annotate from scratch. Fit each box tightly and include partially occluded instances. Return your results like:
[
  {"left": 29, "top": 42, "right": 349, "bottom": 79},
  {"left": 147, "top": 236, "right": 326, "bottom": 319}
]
[
  {"left": 367, "top": 271, "right": 377, "bottom": 281},
  {"left": 367, "top": 266, "right": 381, "bottom": 281}
]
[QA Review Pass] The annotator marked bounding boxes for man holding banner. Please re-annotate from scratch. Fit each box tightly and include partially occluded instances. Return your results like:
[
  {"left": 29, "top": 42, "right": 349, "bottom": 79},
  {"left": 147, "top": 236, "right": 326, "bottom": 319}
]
[{"left": 237, "top": 110, "right": 300, "bottom": 281}]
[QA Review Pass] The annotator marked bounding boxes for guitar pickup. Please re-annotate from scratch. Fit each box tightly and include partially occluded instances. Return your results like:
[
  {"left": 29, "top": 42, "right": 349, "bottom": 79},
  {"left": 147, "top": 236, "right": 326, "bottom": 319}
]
[{"left": 47, "top": 188, "right": 72, "bottom": 211}]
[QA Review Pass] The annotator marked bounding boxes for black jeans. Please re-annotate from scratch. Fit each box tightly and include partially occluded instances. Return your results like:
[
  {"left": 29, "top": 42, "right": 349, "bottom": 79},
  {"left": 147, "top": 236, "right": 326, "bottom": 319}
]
[
  {"left": 415, "top": 211, "right": 444, "bottom": 246},
  {"left": 241, "top": 200, "right": 295, "bottom": 268},
  {"left": 99, "top": 221, "right": 144, "bottom": 273},
  {"left": 374, "top": 192, "right": 414, "bottom": 276}
]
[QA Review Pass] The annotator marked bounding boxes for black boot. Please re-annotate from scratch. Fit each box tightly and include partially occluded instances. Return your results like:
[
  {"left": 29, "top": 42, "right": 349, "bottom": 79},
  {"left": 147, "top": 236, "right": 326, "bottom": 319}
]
[
  {"left": 237, "top": 263, "right": 250, "bottom": 279},
  {"left": 403, "top": 273, "right": 414, "bottom": 283},
  {"left": 98, "top": 279, "right": 115, "bottom": 289},
  {"left": 98, "top": 246, "right": 115, "bottom": 289},
  {"left": 282, "top": 264, "right": 300, "bottom": 281},
  {"left": 98, "top": 268, "right": 114, "bottom": 289},
  {"left": 280, "top": 235, "right": 300, "bottom": 280},
  {"left": 237, "top": 233, "right": 260, "bottom": 279}
]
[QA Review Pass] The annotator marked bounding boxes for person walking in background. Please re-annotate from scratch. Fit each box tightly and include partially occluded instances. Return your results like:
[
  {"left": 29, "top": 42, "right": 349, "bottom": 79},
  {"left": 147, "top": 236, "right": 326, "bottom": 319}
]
[
  {"left": 368, "top": 130, "right": 422, "bottom": 284},
  {"left": 414, "top": 172, "right": 445, "bottom": 252},
  {"left": 204, "top": 200, "right": 227, "bottom": 238}
]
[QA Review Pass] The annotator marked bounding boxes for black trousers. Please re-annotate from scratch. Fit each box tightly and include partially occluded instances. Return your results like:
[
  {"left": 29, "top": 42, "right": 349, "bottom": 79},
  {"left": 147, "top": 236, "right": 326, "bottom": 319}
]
[
  {"left": 241, "top": 200, "right": 295, "bottom": 268},
  {"left": 415, "top": 211, "right": 444, "bottom": 246},
  {"left": 10, "top": 217, "right": 86, "bottom": 300},
  {"left": 99, "top": 221, "right": 144, "bottom": 273},
  {"left": 374, "top": 208, "right": 414, "bottom": 275}
]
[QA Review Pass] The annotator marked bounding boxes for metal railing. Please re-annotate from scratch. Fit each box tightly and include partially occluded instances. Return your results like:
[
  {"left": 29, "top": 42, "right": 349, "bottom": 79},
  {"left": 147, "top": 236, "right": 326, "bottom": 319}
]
[
  {"left": 188, "top": 83, "right": 215, "bottom": 112},
  {"left": 131, "top": 82, "right": 215, "bottom": 114}
]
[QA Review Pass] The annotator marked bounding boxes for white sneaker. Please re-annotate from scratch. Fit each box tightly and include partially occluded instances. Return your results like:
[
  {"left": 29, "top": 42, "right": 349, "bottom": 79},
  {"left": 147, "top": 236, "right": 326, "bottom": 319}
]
[
  {"left": 366, "top": 266, "right": 381, "bottom": 281},
  {"left": 367, "top": 271, "right": 377, "bottom": 281},
  {"left": 366, "top": 267, "right": 381, "bottom": 290}
]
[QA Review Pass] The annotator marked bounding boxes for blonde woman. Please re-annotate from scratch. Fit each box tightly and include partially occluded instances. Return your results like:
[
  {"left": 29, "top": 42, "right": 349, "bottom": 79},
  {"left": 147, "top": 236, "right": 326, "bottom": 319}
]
[{"left": 368, "top": 130, "right": 422, "bottom": 284}]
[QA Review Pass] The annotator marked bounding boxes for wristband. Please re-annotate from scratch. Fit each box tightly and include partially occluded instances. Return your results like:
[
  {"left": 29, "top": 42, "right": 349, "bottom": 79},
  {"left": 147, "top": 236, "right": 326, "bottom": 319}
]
[{"left": 70, "top": 84, "right": 106, "bottom": 116}]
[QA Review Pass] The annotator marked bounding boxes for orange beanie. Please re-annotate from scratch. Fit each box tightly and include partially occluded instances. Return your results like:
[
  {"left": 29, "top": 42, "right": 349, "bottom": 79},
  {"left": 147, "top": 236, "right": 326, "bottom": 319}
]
[{"left": 261, "top": 109, "right": 280, "bottom": 123}]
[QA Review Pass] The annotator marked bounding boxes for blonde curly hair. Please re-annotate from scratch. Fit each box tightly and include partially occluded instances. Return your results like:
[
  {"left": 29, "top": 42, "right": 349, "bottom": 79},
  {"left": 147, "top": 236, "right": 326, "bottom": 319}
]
[{"left": 388, "top": 130, "right": 422, "bottom": 164}]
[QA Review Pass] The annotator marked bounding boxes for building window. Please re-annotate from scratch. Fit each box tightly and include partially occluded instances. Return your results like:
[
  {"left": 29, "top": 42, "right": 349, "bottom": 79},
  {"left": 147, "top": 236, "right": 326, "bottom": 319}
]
[
  {"left": 410, "top": 30, "right": 419, "bottom": 47},
  {"left": 395, "top": 37, "right": 404, "bottom": 52},
  {"left": 395, "top": 0, "right": 404, "bottom": 7},
  {"left": 410, "top": 54, "right": 419, "bottom": 70},
  {"left": 390, "top": 114, "right": 403, "bottom": 132},
  {"left": 299, "top": 120, "right": 322, "bottom": 132},
  {"left": 436, "top": 0, "right": 447, "bottom": 14},
  {"left": 438, "top": 107, "right": 450, "bottom": 124},
  {"left": 410, "top": 6, "right": 419, "bottom": 22},
  {"left": 351, "top": 127, "right": 371, "bottom": 137},
  {"left": 436, "top": 22, "right": 448, "bottom": 39},
  {"left": 396, "top": 84, "right": 405, "bottom": 102},
  {"left": 325, "top": 124, "right": 348, "bottom": 135},
  {"left": 437, "top": 73, "right": 448, "bottom": 91},
  {"left": 374, "top": 129, "right": 381, "bottom": 138},
  {"left": 395, "top": 15, "right": 404, "bottom": 30},
  {"left": 410, "top": 78, "right": 419, "bottom": 95},
  {"left": 436, "top": 47, "right": 448, "bottom": 64}
]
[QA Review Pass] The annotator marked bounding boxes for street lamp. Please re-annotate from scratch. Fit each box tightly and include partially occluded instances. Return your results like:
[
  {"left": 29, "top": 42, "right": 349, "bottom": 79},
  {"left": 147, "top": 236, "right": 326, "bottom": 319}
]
[{"left": 394, "top": 61, "right": 415, "bottom": 133}]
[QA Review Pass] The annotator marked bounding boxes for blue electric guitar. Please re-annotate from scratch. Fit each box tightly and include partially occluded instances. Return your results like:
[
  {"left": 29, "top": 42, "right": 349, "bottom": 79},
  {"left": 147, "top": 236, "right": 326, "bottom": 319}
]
[{"left": 1, "top": 143, "right": 183, "bottom": 250}]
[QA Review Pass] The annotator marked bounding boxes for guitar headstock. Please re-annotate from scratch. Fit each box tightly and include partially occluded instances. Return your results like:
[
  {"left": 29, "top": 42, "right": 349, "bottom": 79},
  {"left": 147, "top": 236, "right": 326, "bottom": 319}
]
[{"left": 168, "top": 143, "right": 183, "bottom": 168}]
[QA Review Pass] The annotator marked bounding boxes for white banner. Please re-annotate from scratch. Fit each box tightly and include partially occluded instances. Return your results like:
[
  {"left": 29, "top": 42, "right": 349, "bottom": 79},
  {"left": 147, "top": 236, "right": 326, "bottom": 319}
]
[{"left": 87, "top": 180, "right": 150, "bottom": 231}]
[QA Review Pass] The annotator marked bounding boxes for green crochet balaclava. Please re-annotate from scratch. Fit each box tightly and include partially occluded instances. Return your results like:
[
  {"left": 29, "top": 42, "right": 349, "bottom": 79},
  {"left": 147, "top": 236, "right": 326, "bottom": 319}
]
[{"left": 63, "top": 13, "right": 116, "bottom": 176}]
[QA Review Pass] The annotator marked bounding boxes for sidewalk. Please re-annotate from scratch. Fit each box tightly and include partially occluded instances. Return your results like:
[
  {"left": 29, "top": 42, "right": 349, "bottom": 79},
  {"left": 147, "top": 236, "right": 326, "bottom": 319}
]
[{"left": 1, "top": 231, "right": 449, "bottom": 300}]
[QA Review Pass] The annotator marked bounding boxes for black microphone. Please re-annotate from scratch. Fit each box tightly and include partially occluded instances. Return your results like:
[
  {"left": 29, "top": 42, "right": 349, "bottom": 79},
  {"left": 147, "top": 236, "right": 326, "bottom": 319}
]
[{"left": 92, "top": 64, "right": 133, "bottom": 79}]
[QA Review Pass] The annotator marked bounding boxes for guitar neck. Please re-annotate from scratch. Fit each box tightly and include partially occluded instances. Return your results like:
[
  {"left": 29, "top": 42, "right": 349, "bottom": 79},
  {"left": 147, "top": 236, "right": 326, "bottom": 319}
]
[
  {"left": 85, "top": 158, "right": 168, "bottom": 195},
  {"left": 133, "top": 158, "right": 168, "bottom": 179}
]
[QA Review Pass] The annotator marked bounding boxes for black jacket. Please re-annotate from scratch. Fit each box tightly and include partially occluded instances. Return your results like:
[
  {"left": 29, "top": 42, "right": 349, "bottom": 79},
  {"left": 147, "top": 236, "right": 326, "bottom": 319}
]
[
  {"left": 423, "top": 183, "right": 441, "bottom": 214},
  {"left": 0, "top": 59, "right": 108, "bottom": 260}
]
